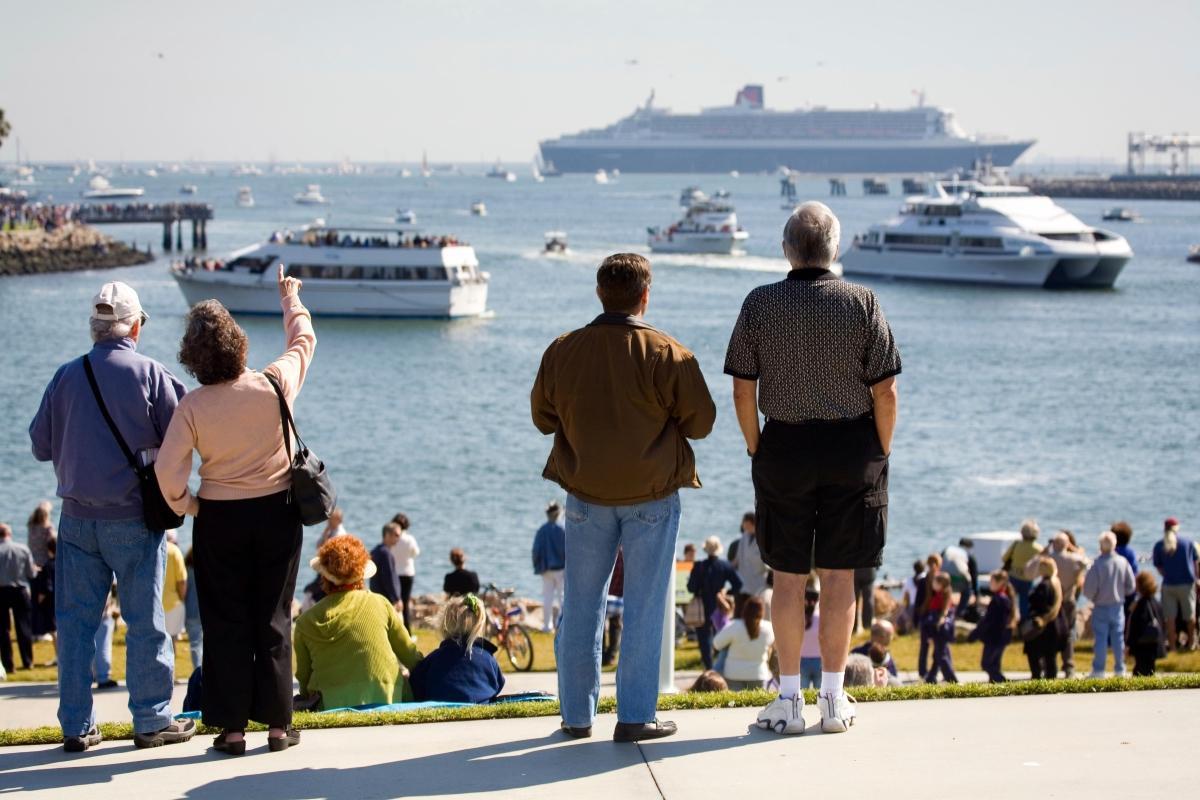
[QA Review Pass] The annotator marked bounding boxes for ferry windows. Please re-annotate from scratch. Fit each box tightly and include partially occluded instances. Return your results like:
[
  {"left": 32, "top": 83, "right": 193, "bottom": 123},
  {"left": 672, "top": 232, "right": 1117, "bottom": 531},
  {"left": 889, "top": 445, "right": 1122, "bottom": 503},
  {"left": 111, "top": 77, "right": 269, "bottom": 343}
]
[
  {"left": 229, "top": 255, "right": 275, "bottom": 273},
  {"left": 344, "top": 266, "right": 364, "bottom": 280},
  {"left": 959, "top": 236, "right": 1003, "bottom": 249},
  {"left": 884, "top": 233, "right": 952, "bottom": 247}
]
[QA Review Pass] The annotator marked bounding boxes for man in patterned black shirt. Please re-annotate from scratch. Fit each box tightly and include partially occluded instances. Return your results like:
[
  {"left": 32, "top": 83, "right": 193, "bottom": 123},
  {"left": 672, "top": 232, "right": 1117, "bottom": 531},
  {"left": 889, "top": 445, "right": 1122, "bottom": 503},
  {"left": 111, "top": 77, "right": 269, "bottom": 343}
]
[{"left": 724, "top": 201, "right": 901, "bottom": 736}]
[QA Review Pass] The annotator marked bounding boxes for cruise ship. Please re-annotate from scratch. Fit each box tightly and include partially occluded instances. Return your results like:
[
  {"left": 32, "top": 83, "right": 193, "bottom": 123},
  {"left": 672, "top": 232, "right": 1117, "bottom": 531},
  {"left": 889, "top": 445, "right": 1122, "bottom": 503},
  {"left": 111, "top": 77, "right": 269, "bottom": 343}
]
[
  {"left": 539, "top": 85, "right": 1034, "bottom": 174},
  {"left": 840, "top": 181, "right": 1132, "bottom": 288},
  {"left": 171, "top": 226, "right": 489, "bottom": 318}
]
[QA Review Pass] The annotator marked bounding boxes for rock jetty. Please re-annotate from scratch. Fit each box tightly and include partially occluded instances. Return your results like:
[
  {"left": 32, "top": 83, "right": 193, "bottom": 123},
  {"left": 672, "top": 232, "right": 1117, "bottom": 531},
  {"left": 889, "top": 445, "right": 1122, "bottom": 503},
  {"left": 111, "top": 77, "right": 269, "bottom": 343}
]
[
  {"left": 1021, "top": 176, "right": 1200, "bottom": 202},
  {"left": 0, "top": 223, "right": 153, "bottom": 276}
]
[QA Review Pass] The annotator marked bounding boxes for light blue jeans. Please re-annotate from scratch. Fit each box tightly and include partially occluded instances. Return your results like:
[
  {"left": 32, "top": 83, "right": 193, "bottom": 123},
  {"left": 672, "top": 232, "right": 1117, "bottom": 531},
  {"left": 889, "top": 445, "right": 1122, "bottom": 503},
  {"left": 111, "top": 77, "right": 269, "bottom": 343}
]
[
  {"left": 1091, "top": 602, "right": 1126, "bottom": 676},
  {"left": 56, "top": 514, "right": 175, "bottom": 736},
  {"left": 800, "top": 656, "right": 823, "bottom": 689},
  {"left": 557, "top": 492, "right": 680, "bottom": 727},
  {"left": 93, "top": 615, "right": 115, "bottom": 682}
]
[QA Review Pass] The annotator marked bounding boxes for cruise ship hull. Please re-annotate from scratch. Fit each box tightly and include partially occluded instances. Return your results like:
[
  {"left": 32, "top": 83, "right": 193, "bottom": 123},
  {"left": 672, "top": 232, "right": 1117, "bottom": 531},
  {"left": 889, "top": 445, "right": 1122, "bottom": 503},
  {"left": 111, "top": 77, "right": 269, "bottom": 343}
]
[
  {"left": 173, "top": 271, "right": 488, "bottom": 318},
  {"left": 538, "top": 140, "right": 1035, "bottom": 174}
]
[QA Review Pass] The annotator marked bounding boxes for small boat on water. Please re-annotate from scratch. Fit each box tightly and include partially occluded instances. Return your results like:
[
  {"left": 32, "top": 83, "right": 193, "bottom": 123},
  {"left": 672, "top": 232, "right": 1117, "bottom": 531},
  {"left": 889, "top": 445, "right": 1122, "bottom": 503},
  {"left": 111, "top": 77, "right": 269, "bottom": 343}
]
[
  {"left": 648, "top": 199, "right": 749, "bottom": 254},
  {"left": 1102, "top": 207, "right": 1141, "bottom": 222},
  {"left": 1187, "top": 245, "right": 1200, "bottom": 264},
  {"left": 81, "top": 175, "right": 144, "bottom": 199},
  {"left": 170, "top": 225, "right": 489, "bottom": 319},
  {"left": 396, "top": 209, "right": 418, "bottom": 225},
  {"left": 487, "top": 162, "right": 517, "bottom": 182},
  {"left": 236, "top": 187, "right": 255, "bottom": 207},
  {"left": 543, "top": 231, "right": 569, "bottom": 256},
  {"left": 180, "top": 184, "right": 198, "bottom": 195},
  {"left": 593, "top": 169, "right": 609, "bottom": 185},
  {"left": 470, "top": 201, "right": 488, "bottom": 217},
  {"left": 294, "top": 184, "right": 328, "bottom": 205}
]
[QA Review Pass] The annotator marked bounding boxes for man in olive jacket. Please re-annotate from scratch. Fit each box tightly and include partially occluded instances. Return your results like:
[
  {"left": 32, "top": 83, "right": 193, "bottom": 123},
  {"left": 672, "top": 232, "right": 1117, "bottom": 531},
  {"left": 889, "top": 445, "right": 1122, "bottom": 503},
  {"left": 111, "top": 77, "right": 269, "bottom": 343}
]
[{"left": 532, "top": 253, "right": 715, "bottom": 743}]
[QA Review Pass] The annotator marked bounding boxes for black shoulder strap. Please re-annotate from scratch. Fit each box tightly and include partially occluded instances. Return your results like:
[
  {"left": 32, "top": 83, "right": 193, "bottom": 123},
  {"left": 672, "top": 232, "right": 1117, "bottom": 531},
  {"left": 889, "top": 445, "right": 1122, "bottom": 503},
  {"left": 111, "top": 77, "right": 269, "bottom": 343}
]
[
  {"left": 263, "top": 372, "right": 301, "bottom": 459},
  {"left": 82, "top": 355, "right": 139, "bottom": 470}
]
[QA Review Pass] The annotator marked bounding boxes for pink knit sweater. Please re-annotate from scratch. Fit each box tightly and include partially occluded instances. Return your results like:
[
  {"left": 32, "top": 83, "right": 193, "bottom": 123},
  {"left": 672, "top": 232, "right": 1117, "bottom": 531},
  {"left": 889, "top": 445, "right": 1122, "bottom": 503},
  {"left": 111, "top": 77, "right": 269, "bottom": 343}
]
[{"left": 156, "top": 294, "right": 316, "bottom": 516}]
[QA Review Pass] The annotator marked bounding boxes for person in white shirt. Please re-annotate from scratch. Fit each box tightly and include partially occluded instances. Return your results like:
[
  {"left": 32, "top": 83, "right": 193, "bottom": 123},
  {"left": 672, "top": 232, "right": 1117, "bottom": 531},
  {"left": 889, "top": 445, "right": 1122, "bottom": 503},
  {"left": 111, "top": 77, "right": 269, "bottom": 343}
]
[
  {"left": 387, "top": 512, "right": 420, "bottom": 629},
  {"left": 712, "top": 596, "right": 774, "bottom": 690}
]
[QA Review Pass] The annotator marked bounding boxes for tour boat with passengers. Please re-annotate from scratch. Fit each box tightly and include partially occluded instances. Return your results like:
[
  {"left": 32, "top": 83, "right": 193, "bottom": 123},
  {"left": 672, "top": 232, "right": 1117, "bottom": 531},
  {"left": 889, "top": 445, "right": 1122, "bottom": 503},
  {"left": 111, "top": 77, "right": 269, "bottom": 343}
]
[
  {"left": 648, "top": 198, "right": 749, "bottom": 254},
  {"left": 840, "top": 180, "right": 1133, "bottom": 288},
  {"left": 170, "top": 225, "right": 489, "bottom": 318}
]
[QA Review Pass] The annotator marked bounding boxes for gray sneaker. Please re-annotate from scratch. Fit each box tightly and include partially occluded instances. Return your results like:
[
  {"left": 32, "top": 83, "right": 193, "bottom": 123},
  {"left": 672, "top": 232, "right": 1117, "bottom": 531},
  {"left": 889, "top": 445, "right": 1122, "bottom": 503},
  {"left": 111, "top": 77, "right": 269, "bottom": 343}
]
[
  {"left": 64, "top": 727, "right": 103, "bottom": 753},
  {"left": 134, "top": 719, "right": 196, "bottom": 748},
  {"left": 818, "top": 692, "right": 857, "bottom": 733}
]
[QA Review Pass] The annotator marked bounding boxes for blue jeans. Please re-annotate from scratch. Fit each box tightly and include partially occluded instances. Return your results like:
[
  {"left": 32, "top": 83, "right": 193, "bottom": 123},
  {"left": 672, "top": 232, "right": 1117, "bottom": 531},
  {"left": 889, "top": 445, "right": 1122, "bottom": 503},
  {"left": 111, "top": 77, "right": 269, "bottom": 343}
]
[
  {"left": 93, "top": 615, "right": 115, "bottom": 682},
  {"left": 56, "top": 514, "right": 175, "bottom": 736},
  {"left": 1091, "top": 602, "right": 1126, "bottom": 676},
  {"left": 557, "top": 492, "right": 680, "bottom": 727},
  {"left": 800, "top": 657, "right": 822, "bottom": 689},
  {"left": 1011, "top": 577, "right": 1033, "bottom": 620}
]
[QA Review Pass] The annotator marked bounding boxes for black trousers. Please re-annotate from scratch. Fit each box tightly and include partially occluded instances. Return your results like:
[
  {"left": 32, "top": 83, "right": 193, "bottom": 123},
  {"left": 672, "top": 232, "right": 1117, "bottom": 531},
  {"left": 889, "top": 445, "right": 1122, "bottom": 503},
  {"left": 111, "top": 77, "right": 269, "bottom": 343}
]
[
  {"left": 1131, "top": 644, "right": 1158, "bottom": 677},
  {"left": 855, "top": 567, "right": 877, "bottom": 629},
  {"left": 399, "top": 575, "right": 414, "bottom": 630},
  {"left": 0, "top": 586, "right": 34, "bottom": 671},
  {"left": 193, "top": 491, "right": 302, "bottom": 730}
]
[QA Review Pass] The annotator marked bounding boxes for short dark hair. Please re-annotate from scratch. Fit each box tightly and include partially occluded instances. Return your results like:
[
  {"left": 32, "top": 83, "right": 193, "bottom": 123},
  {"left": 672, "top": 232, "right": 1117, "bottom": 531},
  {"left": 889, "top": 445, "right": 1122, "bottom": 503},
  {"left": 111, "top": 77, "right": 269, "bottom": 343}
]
[
  {"left": 596, "top": 253, "right": 651, "bottom": 312},
  {"left": 450, "top": 547, "right": 466, "bottom": 567},
  {"left": 742, "top": 511, "right": 756, "bottom": 524},
  {"left": 178, "top": 300, "right": 248, "bottom": 385},
  {"left": 392, "top": 512, "right": 410, "bottom": 531}
]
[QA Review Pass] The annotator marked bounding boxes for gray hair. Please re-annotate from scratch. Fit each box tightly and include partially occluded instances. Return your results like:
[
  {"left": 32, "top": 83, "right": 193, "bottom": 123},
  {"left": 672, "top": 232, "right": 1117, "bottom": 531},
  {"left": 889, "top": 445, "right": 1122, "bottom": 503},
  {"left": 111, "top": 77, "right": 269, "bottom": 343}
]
[
  {"left": 844, "top": 653, "right": 874, "bottom": 687},
  {"left": 1020, "top": 519, "right": 1040, "bottom": 541},
  {"left": 1098, "top": 531, "right": 1116, "bottom": 554},
  {"left": 783, "top": 201, "right": 841, "bottom": 268},
  {"left": 90, "top": 312, "right": 137, "bottom": 343}
]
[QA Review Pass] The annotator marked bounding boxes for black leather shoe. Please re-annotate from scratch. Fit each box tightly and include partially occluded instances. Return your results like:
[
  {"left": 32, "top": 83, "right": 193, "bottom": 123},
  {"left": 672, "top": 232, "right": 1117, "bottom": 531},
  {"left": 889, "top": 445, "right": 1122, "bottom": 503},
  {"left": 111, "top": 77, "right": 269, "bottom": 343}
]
[
  {"left": 613, "top": 719, "right": 677, "bottom": 742},
  {"left": 560, "top": 721, "right": 592, "bottom": 739},
  {"left": 268, "top": 728, "right": 301, "bottom": 751},
  {"left": 212, "top": 731, "right": 246, "bottom": 756}
]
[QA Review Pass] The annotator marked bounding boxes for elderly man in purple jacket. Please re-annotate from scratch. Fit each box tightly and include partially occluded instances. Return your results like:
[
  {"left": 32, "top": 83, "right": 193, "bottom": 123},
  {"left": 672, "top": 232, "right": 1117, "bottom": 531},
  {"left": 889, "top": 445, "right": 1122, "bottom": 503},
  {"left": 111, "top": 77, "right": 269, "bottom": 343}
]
[{"left": 29, "top": 282, "right": 195, "bottom": 753}]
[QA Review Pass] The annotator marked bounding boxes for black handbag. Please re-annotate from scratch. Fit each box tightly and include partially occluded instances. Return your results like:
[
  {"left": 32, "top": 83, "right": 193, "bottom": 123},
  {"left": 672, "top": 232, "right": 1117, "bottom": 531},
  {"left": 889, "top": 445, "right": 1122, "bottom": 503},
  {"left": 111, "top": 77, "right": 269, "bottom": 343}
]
[
  {"left": 82, "top": 356, "right": 185, "bottom": 533},
  {"left": 264, "top": 373, "right": 336, "bottom": 526}
]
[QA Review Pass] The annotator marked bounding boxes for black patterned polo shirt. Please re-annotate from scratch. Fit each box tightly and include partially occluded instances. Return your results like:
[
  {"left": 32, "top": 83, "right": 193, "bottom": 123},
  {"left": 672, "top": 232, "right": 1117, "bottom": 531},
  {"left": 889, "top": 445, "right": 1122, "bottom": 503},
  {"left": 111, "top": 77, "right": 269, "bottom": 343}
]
[{"left": 723, "top": 268, "right": 902, "bottom": 422}]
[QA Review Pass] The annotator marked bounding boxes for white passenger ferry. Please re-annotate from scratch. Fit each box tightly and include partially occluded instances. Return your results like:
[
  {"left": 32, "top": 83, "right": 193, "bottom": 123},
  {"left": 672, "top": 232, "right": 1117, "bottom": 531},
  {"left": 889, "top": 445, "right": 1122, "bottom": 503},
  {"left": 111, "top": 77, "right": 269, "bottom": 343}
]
[
  {"left": 648, "top": 199, "right": 749, "bottom": 254},
  {"left": 171, "top": 226, "right": 489, "bottom": 318},
  {"left": 841, "top": 181, "right": 1133, "bottom": 288}
]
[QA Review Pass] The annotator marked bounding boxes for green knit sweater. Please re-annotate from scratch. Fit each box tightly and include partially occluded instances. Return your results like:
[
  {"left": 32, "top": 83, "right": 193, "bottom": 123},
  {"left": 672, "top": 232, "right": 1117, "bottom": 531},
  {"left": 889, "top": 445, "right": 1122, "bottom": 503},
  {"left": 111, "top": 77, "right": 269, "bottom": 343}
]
[{"left": 294, "top": 590, "right": 422, "bottom": 710}]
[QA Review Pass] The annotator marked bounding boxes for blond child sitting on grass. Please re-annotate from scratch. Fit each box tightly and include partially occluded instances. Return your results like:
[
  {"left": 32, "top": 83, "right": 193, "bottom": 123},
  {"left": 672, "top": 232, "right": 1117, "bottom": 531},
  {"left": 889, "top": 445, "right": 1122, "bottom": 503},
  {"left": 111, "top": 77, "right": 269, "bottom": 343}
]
[{"left": 409, "top": 594, "right": 505, "bottom": 703}]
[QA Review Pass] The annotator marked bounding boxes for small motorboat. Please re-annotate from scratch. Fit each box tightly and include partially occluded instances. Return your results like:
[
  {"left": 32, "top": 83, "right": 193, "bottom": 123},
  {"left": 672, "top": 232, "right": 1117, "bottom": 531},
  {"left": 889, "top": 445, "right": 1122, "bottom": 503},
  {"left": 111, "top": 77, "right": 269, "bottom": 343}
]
[
  {"left": 180, "top": 184, "right": 198, "bottom": 195},
  {"left": 543, "top": 231, "right": 569, "bottom": 256},
  {"left": 593, "top": 169, "right": 609, "bottom": 185},
  {"left": 396, "top": 209, "right": 418, "bottom": 225},
  {"left": 294, "top": 184, "right": 328, "bottom": 205},
  {"left": 486, "top": 162, "right": 516, "bottom": 182},
  {"left": 81, "top": 175, "right": 144, "bottom": 199},
  {"left": 236, "top": 186, "right": 255, "bottom": 207},
  {"left": 470, "top": 201, "right": 488, "bottom": 217},
  {"left": 1187, "top": 245, "right": 1200, "bottom": 264},
  {"left": 1102, "top": 207, "right": 1141, "bottom": 222}
]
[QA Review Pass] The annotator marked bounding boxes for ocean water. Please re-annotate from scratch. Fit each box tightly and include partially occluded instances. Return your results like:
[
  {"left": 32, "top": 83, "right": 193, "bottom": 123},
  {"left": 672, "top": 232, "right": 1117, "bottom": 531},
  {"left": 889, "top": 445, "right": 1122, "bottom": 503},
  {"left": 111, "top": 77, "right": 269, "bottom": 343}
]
[{"left": 1, "top": 167, "right": 1198, "bottom": 599}]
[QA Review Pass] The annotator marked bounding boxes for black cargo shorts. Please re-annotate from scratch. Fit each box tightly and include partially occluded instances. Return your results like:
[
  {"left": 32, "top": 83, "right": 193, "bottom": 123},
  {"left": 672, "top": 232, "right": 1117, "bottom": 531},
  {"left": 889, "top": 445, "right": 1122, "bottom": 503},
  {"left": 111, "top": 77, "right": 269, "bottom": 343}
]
[{"left": 751, "top": 415, "right": 888, "bottom": 575}]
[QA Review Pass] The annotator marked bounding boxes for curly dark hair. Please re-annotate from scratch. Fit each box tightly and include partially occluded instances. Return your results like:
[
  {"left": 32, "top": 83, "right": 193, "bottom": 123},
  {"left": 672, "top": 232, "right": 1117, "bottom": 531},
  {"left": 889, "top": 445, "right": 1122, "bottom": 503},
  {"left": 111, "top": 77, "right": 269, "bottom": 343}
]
[{"left": 178, "top": 300, "right": 248, "bottom": 385}]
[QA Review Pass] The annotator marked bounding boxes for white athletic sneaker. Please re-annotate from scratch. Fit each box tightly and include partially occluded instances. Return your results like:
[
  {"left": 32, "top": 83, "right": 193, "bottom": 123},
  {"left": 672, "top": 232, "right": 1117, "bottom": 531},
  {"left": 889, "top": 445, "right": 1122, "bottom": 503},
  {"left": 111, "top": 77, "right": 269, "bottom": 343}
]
[
  {"left": 818, "top": 692, "right": 856, "bottom": 733},
  {"left": 755, "top": 695, "right": 806, "bottom": 735}
]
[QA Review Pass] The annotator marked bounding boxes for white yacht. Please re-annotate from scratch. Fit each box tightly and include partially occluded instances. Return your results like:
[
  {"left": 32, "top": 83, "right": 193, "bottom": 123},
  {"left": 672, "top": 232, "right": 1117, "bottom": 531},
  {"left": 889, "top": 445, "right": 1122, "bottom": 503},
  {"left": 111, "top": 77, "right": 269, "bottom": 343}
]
[
  {"left": 81, "top": 175, "right": 144, "bottom": 199},
  {"left": 470, "top": 201, "right": 488, "bottom": 217},
  {"left": 236, "top": 186, "right": 255, "bottom": 207},
  {"left": 171, "top": 226, "right": 489, "bottom": 318},
  {"left": 841, "top": 181, "right": 1133, "bottom": 288},
  {"left": 648, "top": 199, "right": 749, "bottom": 254},
  {"left": 487, "top": 162, "right": 517, "bottom": 182},
  {"left": 396, "top": 209, "right": 418, "bottom": 225},
  {"left": 180, "top": 184, "right": 198, "bottom": 195},
  {"left": 293, "top": 184, "right": 328, "bottom": 205},
  {"left": 593, "top": 169, "right": 609, "bottom": 185},
  {"left": 1102, "top": 207, "right": 1141, "bottom": 223}
]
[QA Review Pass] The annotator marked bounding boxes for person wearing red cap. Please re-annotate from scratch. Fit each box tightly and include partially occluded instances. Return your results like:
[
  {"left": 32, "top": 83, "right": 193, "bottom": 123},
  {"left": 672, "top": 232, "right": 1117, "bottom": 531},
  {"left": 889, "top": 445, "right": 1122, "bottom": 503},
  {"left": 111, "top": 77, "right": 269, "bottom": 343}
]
[{"left": 1152, "top": 517, "right": 1198, "bottom": 651}]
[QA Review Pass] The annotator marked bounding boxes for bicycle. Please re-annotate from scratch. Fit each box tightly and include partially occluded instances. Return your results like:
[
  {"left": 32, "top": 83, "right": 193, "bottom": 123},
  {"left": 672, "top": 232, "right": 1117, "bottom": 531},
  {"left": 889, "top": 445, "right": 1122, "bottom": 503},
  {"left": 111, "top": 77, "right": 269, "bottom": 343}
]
[{"left": 480, "top": 583, "right": 535, "bottom": 671}]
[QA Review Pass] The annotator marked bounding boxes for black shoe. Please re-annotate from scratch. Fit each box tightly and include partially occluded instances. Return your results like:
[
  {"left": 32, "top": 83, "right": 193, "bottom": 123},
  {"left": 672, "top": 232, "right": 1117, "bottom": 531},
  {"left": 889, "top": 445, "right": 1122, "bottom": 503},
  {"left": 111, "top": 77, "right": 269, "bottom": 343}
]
[
  {"left": 613, "top": 719, "right": 677, "bottom": 742},
  {"left": 560, "top": 721, "right": 592, "bottom": 739},
  {"left": 63, "top": 727, "right": 103, "bottom": 753},
  {"left": 212, "top": 731, "right": 246, "bottom": 756},
  {"left": 267, "top": 728, "right": 301, "bottom": 751},
  {"left": 134, "top": 719, "right": 196, "bottom": 748},
  {"left": 95, "top": 680, "right": 119, "bottom": 690}
]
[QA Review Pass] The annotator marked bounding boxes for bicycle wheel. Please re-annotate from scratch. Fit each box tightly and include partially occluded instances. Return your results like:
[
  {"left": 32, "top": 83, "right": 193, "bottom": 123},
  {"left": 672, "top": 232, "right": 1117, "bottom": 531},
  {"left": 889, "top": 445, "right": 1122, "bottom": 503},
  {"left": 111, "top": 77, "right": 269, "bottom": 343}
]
[{"left": 504, "top": 624, "right": 535, "bottom": 672}]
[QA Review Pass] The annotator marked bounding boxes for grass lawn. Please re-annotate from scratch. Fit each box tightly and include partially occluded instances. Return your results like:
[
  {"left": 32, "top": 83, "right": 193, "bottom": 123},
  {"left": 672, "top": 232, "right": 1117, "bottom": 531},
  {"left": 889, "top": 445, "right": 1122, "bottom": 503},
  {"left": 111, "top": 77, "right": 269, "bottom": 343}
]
[{"left": 10, "top": 626, "right": 1199, "bottom": 685}]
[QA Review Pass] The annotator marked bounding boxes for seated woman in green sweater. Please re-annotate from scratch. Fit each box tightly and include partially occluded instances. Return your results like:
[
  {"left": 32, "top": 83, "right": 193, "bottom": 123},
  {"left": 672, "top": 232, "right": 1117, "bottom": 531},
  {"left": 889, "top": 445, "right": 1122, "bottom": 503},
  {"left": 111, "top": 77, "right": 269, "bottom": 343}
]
[{"left": 295, "top": 535, "right": 422, "bottom": 710}]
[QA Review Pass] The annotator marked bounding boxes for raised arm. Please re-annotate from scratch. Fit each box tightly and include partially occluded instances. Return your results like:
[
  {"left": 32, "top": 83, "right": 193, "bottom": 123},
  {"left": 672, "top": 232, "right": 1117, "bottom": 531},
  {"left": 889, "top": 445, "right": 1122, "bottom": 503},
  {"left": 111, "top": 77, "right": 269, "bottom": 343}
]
[{"left": 263, "top": 263, "right": 316, "bottom": 403}]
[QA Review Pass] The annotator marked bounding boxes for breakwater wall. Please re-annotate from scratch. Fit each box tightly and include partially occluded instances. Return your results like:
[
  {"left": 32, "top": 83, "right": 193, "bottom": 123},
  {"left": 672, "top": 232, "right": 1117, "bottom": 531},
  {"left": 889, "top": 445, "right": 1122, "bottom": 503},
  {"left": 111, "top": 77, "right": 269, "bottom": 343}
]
[
  {"left": 1020, "top": 176, "right": 1200, "bottom": 201},
  {"left": 0, "top": 224, "right": 153, "bottom": 277}
]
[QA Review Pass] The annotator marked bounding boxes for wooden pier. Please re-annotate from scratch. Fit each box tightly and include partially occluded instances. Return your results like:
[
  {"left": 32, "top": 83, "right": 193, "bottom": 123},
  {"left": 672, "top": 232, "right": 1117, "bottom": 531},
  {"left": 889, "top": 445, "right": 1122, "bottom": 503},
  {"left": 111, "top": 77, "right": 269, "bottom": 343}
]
[{"left": 75, "top": 203, "right": 214, "bottom": 252}]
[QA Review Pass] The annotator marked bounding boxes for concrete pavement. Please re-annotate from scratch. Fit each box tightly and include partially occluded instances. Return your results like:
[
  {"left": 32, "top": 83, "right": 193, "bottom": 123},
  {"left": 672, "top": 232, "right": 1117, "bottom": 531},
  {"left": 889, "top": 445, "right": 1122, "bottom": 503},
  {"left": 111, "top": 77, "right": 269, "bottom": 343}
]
[{"left": 2, "top": 688, "right": 1195, "bottom": 798}]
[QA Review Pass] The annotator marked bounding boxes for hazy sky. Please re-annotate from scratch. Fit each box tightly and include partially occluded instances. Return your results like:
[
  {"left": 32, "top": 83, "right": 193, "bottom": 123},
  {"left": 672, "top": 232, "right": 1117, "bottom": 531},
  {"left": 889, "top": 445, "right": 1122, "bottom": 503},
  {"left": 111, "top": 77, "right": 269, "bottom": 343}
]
[{"left": 2, "top": 0, "right": 1197, "bottom": 164}]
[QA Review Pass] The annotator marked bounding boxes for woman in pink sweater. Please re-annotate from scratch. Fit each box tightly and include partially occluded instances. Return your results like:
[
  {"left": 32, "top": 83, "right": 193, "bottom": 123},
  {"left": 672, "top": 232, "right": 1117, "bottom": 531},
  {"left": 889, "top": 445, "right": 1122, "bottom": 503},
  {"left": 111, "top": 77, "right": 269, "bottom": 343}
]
[{"left": 157, "top": 265, "right": 315, "bottom": 755}]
